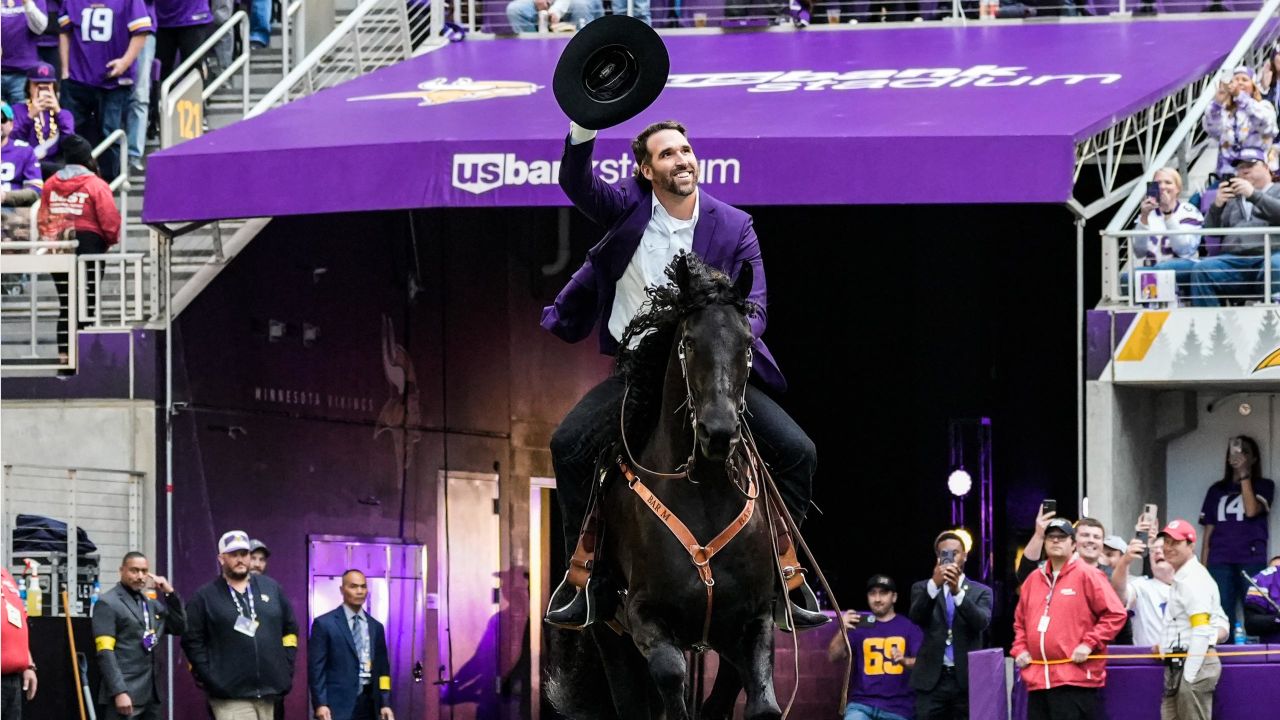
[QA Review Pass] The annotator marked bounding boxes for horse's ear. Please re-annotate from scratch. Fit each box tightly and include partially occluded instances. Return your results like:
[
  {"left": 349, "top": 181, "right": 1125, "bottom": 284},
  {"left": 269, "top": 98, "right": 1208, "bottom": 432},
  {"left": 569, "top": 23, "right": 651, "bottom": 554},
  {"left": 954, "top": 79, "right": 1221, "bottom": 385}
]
[
  {"left": 733, "top": 261, "right": 753, "bottom": 300},
  {"left": 673, "top": 253, "right": 692, "bottom": 293}
]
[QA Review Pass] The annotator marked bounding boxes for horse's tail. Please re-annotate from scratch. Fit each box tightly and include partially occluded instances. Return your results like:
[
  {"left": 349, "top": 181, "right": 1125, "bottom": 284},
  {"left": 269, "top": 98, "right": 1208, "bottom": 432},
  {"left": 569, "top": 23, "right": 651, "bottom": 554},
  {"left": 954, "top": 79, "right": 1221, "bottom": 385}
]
[{"left": 545, "top": 626, "right": 616, "bottom": 720}]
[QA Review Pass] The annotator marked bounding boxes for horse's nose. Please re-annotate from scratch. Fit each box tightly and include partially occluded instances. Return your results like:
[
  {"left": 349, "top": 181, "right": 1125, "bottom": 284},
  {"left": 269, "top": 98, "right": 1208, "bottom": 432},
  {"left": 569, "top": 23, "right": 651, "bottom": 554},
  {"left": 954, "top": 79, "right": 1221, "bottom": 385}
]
[{"left": 696, "top": 418, "right": 739, "bottom": 461}]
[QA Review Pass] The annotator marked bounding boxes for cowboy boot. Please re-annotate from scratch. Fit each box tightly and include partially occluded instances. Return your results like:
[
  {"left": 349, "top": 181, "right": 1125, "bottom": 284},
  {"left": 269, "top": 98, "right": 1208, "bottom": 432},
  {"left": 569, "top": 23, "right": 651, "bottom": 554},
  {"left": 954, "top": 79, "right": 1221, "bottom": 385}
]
[
  {"left": 774, "top": 528, "right": 830, "bottom": 632},
  {"left": 545, "top": 507, "right": 601, "bottom": 630}
]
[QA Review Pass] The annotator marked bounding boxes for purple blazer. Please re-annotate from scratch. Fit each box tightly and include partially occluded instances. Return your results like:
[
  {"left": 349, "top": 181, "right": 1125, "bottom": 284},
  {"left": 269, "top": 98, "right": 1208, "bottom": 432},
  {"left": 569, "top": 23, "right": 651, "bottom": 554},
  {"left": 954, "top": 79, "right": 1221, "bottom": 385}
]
[{"left": 540, "top": 136, "right": 785, "bottom": 391}]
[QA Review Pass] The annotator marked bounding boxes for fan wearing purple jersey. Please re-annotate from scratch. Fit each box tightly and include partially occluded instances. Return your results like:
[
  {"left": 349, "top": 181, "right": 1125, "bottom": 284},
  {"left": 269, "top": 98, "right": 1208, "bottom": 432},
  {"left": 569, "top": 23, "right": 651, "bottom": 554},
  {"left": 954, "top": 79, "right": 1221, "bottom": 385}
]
[
  {"left": 1, "top": 0, "right": 50, "bottom": 103},
  {"left": 1244, "top": 557, "right": 1280, "bottom": 642},
  {"left": 57, "top": 0, "right": 151, "bottom": 182},
  {"left": 1199, "top": 435, "right": 1275, "bottom": 621},
  {"left": 11, "top": 62, "right": 75, "bottom": 176},
  {"left": 153, "top": 0, "right": 211, "bottom": 112},
  {"left": 829, "top": 575, "right": 924, "bottom": 720},
  {"left": 1, "top": 102, "right": 45, "bottom": 206},
  {"left": 33, "top": 0, "right": 63, "bottom": 76}
]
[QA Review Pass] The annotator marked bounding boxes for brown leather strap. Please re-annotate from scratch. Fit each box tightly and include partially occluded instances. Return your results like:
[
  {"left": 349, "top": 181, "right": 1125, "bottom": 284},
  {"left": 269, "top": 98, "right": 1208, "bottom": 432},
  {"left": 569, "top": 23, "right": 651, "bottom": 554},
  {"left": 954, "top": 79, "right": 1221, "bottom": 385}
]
[
  {"left": 620, "top": 461, "right": 756, "bottom": 646},
  {"left": 566, "top": 503, "right": 601, "bottom": 590}
]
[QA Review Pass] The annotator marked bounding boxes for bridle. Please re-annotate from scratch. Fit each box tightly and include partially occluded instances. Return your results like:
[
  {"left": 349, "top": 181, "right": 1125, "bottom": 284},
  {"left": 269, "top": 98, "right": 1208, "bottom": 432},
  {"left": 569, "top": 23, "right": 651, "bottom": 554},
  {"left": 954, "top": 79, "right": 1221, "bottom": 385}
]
[{"left": 619, "top": 320, "right": 753, "bottom": 483}]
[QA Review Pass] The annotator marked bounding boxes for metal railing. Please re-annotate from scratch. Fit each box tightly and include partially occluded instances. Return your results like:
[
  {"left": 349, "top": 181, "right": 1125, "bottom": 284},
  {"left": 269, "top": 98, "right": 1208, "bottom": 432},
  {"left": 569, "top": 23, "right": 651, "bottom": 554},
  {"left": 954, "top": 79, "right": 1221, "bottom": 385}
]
[
  {"left": 158, "top": 10, "right": 252, "bottom": 146},
  {"left": 90, "top": 130, "right": 130, "bottom": 248},
  {"left": 3, "top": 464, "right": 145, "bottom": 616},
  {"left": 77, "top": 252, "right": 151, "bottom": 327},
  {"left": 281, "top": 0, "right": 308, "bottom": 76},
  {"left": 1104, "top": 225, "right": 1280, "bottom": 307},
  {"left": 0, "top": 240, "right": 79, "bottom": 370},
  {"left": 250, "top": 0, "right": 413, "bottom": 116}
]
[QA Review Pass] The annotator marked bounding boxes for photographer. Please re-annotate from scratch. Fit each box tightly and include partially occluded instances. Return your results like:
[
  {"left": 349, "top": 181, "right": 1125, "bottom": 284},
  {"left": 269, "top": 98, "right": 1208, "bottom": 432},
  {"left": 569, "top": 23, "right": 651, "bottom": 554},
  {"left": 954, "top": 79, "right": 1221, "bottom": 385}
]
[
  {"left": 1203, "top": 66, "right": 1277, "bottom": 175},
  {"left": 1012, "top": 519, "right": 1127, "bottom": 720},
  {"left": 908, "top": 532, "right": 992, "bottom": 720},
  {"left": 1197, "top": 435, "right": 1274, "bottom": 618},
  {"left": 828, "top": 575, "right": 923, "bottom": 720},
  {"left": 1157, "top": 520, "right": 1224, "bottom": 720},
  {"left": 1189, "top": 151, "right": 1280, "bottom": 306}
]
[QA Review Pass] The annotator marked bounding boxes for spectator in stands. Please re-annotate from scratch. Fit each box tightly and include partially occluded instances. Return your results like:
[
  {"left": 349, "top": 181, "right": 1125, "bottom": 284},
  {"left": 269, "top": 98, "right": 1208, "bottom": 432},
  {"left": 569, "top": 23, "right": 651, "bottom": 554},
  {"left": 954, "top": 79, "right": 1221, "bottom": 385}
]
[
  {"left": 0, "top": 568, "right": 38, "bottom": 719},
  {"left": 37, "top": 134, "right": 119, "bottom": 355},
  {"left": 182, "top": 530, "right": 299, "bottom": 720},
  {"left": 1, "top": 102, "right": 46, "bottom": 206},
  {"left": 11, "top": 63, "right": 75, "bottom": 178},
  {"left": 1204, "top": 66, "right": 1277, "bottom": 175},
  {"left": 1113, "top": 524, "right": 1175, "bottom": 648},
  {"left": 1126, "top": 167, "right": 1204, "bottom": 300},
  {"left": 1102, "top": 535, "right": 1128, "bottom": 567},
  {"left": 249, "top": 538, "right": 270, "bottom": 576},
  {"left": 59, "top": 0, "right": 152, "bottom": 182},
  {"left": 908, "top": 531, "right": 992, "bottom": 720},
  {"left": 505, "top": 0, "right": 604, "bottom": 33},
  {"left": 1075, "top": 518, "right": 1108, "bottom": 573},
  {"left": 1, "top": 0, "right": 50, "bottom": 104},
  {"left": 1198, "top": 435, "right": 1274, "bottom": 620},
  {"left": 1157, "top": 519, "right": 1224, "bottom": 720},
  {"left": 1244, "top": 555, "right": 1280, "bottom": 642},
  {"left": 1189, "top": 148, "right": 1280, "bottom": 306},
  {"left": 125, "top": 0, "right": 156, "bottom": 174},
  {"left": 1013, "top": 518, "right": 1127, "bottom": 720},
  {"left": 33, "top": 0, "right": 63, "bottom": 76},
  {"left": 1015, "top": 502, "right": 1057, "bottom": 584},
  {"left": 247, "top": 0, "right": 271, "bottom": 49},
  {"left": 152, "top": 0, "right": 212, "bottom": 137},
  {"left": 92, "top": 551, "right": 186, "bottom": 720},
  {"left": 828, "top": 574, "right": 923, "bottom": 720}
]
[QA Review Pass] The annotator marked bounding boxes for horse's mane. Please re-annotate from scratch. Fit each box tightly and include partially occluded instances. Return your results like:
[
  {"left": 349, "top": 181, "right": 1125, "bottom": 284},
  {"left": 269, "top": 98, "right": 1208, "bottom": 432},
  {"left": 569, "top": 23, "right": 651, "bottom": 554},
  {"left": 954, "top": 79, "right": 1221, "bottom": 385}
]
[{"left": 616, "top": 253, "right": 755, "bottom": 445}]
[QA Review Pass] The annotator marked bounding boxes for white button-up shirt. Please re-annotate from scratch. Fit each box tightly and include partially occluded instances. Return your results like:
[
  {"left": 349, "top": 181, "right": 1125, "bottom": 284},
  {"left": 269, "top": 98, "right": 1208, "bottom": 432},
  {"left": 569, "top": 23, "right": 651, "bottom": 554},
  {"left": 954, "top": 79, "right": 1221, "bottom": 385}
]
[
  {"left": 607, "top": 192, "right": 699, "bottom": 343},
  {"left": 1161, "top": 556, "right": 1222, "bottom": 651}
]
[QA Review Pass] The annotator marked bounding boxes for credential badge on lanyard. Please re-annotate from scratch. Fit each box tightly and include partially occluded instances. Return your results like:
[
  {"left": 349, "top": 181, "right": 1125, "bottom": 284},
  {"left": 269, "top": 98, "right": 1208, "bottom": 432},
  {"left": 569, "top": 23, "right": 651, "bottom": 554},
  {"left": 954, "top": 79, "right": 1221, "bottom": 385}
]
[{"left": 230, "top": 582, "right": 260, "bottom": 638}]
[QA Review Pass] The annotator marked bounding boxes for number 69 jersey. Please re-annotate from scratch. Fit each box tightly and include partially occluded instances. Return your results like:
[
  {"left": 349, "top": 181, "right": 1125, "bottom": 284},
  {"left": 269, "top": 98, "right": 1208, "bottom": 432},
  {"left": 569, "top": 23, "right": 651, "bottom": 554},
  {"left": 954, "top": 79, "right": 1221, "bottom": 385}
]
[
  {"left": 846, "top": 614, "right": 924, "bottom": 719},
  {"left": 58, "top": 0, "right": 152, "bottom": 90},
  {"left": 1200, "top": 476, "right": 1276, "bottom": 565}
]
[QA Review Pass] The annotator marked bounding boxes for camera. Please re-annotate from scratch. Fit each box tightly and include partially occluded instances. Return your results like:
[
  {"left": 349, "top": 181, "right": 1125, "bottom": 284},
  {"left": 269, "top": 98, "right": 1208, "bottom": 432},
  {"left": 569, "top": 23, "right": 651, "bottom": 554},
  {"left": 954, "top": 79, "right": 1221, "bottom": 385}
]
[{"left": 939, "top": 548, "right": 958, "bottom": 565}]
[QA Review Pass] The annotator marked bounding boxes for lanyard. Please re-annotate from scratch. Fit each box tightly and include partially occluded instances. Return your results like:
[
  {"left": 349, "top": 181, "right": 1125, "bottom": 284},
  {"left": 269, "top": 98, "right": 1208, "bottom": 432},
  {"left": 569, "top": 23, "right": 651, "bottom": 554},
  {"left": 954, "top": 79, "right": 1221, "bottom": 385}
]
[{"left": 228, "top": 581, "right": 257, "bottom": 622}]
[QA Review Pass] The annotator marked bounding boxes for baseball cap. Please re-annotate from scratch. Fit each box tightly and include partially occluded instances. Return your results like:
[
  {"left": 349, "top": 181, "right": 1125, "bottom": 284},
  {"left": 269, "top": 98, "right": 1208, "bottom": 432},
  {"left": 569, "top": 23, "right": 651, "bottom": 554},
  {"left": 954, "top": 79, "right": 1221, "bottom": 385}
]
[
  {"left": 1233, "top": 65, "right": 1256, "bottom": 80},
  {"left": 1232, "top": 146, "right": 1268, "bottom": 166},
  {"left": 1044, "top": 518, "right": 1075, "bottom": 538},
  {"left": 1103, "top": 535, "right": 1128, "bottom": 553},
  {"left": 1158, "top": 519, "right": 1197, "bottom": 543},
  {"left": 866, "top": 574, "right": 896, "bottom": 592},
  {"left": 218, "top": 530, "right": 252, "bottom": 554},
  {"left": 26, "top": 62, "right": 56, "bottom": 83},
  {"left": 249, "top": 539, "right": 271, "bottom": 556},
  {"left": 0, "top": 103, "right": 12, "bottom": 122}
]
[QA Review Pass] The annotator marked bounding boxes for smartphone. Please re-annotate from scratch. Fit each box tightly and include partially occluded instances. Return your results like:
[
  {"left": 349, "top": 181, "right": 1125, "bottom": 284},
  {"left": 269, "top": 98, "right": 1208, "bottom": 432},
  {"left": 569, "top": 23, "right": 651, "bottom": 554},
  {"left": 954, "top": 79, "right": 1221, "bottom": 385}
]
[
  {"left": 1143, "top": 503, "right": 1158, "bottom": 523},
  {"left": 1147, "top": 181, "right": 1160, "bottom": 199},
  {"left": 1042, "top": 498, "right": 1057, "bottom": 515},
  {"left": 939, "top": 548, "right": 958, "bottom": 565}
]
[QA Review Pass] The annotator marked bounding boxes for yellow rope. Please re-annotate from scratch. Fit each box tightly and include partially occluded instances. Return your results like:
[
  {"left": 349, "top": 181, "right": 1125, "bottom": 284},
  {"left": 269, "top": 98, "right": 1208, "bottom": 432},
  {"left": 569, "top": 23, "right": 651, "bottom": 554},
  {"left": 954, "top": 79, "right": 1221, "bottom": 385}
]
[{"left": 1030, "top": 649, "right": 1276, "bottom": 665}]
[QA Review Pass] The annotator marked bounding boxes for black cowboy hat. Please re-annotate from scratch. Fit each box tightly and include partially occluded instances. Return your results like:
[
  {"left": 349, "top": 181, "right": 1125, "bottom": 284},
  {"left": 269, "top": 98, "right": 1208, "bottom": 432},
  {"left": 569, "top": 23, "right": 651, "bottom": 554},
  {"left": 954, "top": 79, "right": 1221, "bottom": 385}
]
[{"left": 552, "top": 15, "right": 670, "bottom": 131}]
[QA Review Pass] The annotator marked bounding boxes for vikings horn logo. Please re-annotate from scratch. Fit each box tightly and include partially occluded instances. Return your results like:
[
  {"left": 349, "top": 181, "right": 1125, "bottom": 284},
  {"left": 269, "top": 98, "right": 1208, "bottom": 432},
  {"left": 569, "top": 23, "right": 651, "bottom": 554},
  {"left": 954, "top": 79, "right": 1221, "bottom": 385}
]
[
  {"left": 1254, "top": 347, "right": 1280, "bottom": 373},
  {"left": 348, "top": 77, "right": 541, "bottom": 107}
]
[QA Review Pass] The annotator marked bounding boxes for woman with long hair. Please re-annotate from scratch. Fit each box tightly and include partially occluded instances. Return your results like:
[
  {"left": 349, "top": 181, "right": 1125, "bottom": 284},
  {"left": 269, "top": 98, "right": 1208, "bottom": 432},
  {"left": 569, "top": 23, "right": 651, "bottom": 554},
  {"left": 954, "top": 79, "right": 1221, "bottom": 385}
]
[
  {"left": 1203, "top": 66, "right": 1278, "bottom": 175},
  {"left": 1198, "top": 435, "right": 1275, "bottom": 621}
]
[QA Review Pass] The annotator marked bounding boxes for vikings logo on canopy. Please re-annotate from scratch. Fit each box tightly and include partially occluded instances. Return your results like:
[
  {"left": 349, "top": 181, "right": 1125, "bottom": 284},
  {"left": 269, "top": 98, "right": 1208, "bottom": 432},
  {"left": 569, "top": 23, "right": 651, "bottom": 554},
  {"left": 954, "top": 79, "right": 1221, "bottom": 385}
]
[{"left": 348, "top": 77, "right": 541, "bottom": 107}]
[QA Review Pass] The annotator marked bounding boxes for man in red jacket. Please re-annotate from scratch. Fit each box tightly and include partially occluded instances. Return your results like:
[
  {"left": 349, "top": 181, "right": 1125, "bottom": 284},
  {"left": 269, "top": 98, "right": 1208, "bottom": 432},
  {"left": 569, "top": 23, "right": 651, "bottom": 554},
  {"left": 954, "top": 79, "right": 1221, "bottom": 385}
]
[
  {"left": 1, "top": 568, "right": 39, "bottom": 719},
  {"left": 1012, "top": 518, "right": 1127, "bottom": 720}
]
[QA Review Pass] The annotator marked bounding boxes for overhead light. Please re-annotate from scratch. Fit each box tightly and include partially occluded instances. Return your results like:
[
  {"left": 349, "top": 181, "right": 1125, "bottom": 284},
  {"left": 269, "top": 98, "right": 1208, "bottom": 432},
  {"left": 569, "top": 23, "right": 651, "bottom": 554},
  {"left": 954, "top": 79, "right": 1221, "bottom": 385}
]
[{"left": 947, "top": 469, "right": 972, "bottom": 498}]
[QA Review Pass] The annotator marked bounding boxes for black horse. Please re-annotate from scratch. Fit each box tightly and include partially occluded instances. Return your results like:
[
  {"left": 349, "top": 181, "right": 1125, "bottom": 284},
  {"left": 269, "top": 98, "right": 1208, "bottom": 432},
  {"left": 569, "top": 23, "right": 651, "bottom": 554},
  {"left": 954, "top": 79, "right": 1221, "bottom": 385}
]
[{"left": 549, "top": 253, "right": 784, "bottom": 720}]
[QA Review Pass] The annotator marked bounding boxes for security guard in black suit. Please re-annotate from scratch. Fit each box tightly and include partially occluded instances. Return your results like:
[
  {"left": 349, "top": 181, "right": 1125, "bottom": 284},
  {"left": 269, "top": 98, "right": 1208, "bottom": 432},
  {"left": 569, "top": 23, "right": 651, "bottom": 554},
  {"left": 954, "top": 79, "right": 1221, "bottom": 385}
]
[{"left": 93, "top": 552, "right": 186, "bottom": 719}]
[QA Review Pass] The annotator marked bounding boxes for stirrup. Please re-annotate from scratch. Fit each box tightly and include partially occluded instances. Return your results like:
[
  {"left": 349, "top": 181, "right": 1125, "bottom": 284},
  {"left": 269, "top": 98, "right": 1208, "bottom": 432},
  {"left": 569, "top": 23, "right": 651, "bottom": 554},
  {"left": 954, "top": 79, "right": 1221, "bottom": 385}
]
[
  {"left": 545, "top": 574, "right": 598, "bottom": 630},
  {"left": 775, "top": 579, "right": 830, "bottom": 633}
]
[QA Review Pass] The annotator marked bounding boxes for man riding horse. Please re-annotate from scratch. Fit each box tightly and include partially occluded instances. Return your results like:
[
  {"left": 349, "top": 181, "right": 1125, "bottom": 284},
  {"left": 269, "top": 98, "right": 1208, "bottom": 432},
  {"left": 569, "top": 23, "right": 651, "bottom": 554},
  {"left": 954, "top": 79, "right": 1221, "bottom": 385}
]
[{"left": 539, "top": 116, "right": 827, "bottom": 633}]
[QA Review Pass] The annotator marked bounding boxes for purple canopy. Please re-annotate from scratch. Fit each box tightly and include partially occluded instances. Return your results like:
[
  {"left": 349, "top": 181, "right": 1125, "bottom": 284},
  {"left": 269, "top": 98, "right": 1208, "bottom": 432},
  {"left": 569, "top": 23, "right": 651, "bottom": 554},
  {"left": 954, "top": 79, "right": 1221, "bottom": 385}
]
[{"left": 144, "top": 19, "right": 1259, "bottom": 223}]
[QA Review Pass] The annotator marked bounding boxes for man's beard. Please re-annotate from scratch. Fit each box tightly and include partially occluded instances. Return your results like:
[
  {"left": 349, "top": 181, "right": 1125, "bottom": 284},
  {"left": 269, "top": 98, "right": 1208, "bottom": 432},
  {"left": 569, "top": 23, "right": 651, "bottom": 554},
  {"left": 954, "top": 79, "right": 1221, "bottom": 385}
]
[
  {"left": 224, "top": 566, "right": 249, "bottom": 580},
  {"left": 660, "top": 167, "right": 697, "bottom": 196}
]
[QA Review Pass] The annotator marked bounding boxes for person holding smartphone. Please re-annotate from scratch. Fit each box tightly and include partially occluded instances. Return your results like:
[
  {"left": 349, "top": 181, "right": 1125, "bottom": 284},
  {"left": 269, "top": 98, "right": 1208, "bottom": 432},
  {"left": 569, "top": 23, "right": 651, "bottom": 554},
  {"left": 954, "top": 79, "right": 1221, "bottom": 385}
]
[
  {"left": 1203, "top": 66, "right": 1278, "bottom": 175},
  {"left": 908, "top": 532, "right": 992, "bottom": 720},
  {"left": 9, "top": 62, "right": 73, "bottom": 177},
  {"left": 1188, "top": 147, "right": 1280, "bottom": 306},
  {"left": 1199, "top": 435, "right": 1275, "bottom": 621},
  {"left": 1126, "top": 167, "right": 1204, "bottom": 301},
  {"left": 828, "top": 575, "right": 924, "bottom": 720}
]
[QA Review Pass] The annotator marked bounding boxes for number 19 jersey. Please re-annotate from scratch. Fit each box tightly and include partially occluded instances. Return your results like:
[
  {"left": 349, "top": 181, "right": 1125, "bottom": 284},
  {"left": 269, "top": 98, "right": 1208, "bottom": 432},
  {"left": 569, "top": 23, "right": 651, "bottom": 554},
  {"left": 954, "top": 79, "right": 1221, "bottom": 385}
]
[{"left": 59, "top": 0, "right": 152, "bottom": 90}]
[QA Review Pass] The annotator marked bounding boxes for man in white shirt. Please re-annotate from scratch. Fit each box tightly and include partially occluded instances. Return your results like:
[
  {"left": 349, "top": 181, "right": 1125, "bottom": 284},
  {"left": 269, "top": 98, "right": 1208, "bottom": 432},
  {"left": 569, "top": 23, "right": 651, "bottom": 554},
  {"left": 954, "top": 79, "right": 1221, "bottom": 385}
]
[{"left": 1157, "top": 519, "right": 1225, "bottom": 720}]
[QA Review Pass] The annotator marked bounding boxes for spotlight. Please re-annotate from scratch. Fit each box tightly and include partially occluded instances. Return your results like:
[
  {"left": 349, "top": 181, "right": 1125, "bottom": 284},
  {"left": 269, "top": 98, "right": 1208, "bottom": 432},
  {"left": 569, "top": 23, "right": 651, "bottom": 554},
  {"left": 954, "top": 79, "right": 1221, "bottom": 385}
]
[
  {"left": 947, "top": 469, "right": 972, "bottom": 497},
  {"left": 951, "top": 528, "right": 974, "bottom": 553}
]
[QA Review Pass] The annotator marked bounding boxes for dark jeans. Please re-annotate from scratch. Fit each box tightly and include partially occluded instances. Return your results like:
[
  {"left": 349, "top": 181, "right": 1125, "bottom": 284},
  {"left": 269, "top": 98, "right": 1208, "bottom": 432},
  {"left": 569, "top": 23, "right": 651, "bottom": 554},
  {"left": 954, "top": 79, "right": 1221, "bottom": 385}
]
[
  {"left": 1027, "top": 685, "right": 1098, "bottom": 720},
  {"left": 550, "top": 373, "right": 816, "bottom": 555},
  {"left": 1209, "top": 561, "right": 1267, "bottom": 620},
  {"left": 53, "top": 231, "right": 109, "bottom": 355},
  {"left": 915, "top": 667, "right": 967, "bottom": 720},
  {"left": 1, "top": 674, "right": 22, "bottom": 719},
  {"left": 99, "top": 702, "right": 160, "bottom": 719},
  {"left": 60, "top": 79, "right": 130, "bottom": 180}
]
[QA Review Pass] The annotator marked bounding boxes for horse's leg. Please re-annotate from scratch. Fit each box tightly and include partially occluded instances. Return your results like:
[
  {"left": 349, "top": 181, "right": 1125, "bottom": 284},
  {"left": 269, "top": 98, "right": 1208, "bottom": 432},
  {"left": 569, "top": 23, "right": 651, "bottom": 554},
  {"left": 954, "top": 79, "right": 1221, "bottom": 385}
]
[
  {"left": 630, "top": 614, "right": 691, "bottom": 720},
  {"left": 736, "top": 617, "right": 782, "bottom": 720},
  {"left": 700, "top": 655, "right": 743, "bottom": 720},
  {"left": 590, "top": 624, "right": 652, "bottom": 720}
]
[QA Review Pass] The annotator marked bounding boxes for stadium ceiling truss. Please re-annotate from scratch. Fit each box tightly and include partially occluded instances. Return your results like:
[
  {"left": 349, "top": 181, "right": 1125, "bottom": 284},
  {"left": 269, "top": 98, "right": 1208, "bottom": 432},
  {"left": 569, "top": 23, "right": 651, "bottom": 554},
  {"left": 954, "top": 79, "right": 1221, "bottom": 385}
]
[{"left": 1071, "top": 39, "right": 1275, "bottom": 218}]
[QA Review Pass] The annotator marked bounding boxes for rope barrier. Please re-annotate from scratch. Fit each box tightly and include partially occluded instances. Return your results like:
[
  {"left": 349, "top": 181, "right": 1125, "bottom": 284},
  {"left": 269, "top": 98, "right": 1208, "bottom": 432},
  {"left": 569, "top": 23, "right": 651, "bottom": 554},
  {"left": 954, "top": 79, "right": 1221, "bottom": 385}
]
[{"left": 1029, "top": 648, "right": 1276, "bottom": 665}]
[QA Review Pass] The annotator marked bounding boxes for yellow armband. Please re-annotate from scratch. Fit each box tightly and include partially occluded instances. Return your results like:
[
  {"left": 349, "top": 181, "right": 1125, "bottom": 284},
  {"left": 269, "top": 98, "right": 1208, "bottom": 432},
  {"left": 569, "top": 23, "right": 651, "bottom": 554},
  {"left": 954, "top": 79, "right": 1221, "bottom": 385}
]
[
  {"left": 282, "top": 633, "right": 298, "bottom": 647},
  {"left": 1189, "top": 613, "right": 1211, "bottom": 628},
  {"left": 95, "top": 635, "right": 117, "bottom": 651},
  {"left": 379, "top": 676, "right": 391, "bottom": 691}
]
